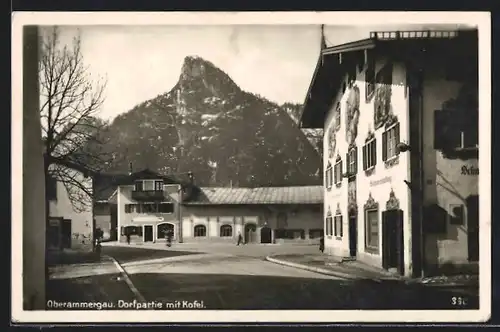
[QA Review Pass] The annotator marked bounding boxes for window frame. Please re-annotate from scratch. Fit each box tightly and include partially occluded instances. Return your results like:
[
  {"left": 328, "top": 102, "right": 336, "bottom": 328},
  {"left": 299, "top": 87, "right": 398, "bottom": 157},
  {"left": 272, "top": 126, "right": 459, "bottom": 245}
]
[
  {"left": 334, "top": 214, "right": 343, "bottom": 239},
  {"left": 363, "top": 138, "right": 377, "bottom": 171},
  {"left": 334, "top": 158, "right": 343, "bottom": 186},
  {"left": 365, "top": 208, "right": 380, "bottom": 254},
  {"left": 325, "top": 162, "right": 333, "bottom": 190},
  {"left": 154, "top": 180, "right": 164, "bottom": 191},
  {"left": 158, "top": 203, "right": 174, "bottom": 214},
  {"left": 325, "top": 214, "right": 333, "bottom": 237},
  {"left": 382, "top": 122, "right": 400, "bottom": 162},
  {"left": 143, "top": 180, "right": 155, "bottom": 191},
  {"left": 346, "top": 146, "right": 358, "bottom": 176},
  {"left": 220, "top": 224, "right": 233, "bottom": 237},
  {"left": 194, "top": 224, "right": 207, "bottom": 237}
]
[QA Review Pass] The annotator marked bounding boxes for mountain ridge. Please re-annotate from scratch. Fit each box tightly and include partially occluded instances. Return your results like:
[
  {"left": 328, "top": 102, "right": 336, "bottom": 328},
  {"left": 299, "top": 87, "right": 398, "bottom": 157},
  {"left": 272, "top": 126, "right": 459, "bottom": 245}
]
[{"left": 98, "top": 55, "right": 323, "bottom": 187}]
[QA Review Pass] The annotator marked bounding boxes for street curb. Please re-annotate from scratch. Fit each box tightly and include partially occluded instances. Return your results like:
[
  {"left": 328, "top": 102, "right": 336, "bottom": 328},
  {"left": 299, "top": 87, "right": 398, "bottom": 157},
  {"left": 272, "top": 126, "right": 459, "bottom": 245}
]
[
  {"left": 265, "top": 256, "right": 366, "bottom": 281},
  {"left": 105, "top": 255, "right": 146, "bottom": 302}
]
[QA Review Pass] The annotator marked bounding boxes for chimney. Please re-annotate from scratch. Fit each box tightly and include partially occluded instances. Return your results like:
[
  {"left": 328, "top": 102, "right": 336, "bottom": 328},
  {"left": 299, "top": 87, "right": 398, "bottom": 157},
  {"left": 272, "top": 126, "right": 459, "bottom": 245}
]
[{"left": 128, "top": 162, "right": 133, "bottom": 175}]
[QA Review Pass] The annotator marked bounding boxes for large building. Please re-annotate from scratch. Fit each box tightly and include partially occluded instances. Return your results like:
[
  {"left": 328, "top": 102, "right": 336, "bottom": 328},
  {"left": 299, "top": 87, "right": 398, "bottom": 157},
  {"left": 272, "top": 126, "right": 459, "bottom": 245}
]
[
  {"left": 300, "top": 28, "right": 479, "bottom": 277},
  {"left": 103, "top": 168, "right": 323, "bottom": 245}
]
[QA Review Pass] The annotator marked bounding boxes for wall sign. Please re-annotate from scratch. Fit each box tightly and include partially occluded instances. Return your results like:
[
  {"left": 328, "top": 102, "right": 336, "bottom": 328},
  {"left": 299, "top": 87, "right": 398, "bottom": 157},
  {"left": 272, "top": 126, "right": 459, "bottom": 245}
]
[
  {"left": 370, "top": 176, "right": 392, "bottom": 187},
  {"left": 461, "top": 165, "right": 479, "bottom": 175}
]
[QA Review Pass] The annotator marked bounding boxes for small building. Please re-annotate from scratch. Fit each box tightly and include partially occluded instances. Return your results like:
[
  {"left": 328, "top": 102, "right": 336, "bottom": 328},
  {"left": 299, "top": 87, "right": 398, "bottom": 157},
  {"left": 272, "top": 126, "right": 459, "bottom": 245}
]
[
  {"left": 113, "top": 169, "right": 188, "bottom": 244},
  {"left": 110, "top": 168, "right": 323, "bottom": 244},
  {"left": 182, "top": 186, "right": 324, "bottom": 244},
  {"left": 46, "top": 160, "right": 95, "bottom": 251},
  {"left": 300, "top": 28, "right": 479, "bottom": 277}
]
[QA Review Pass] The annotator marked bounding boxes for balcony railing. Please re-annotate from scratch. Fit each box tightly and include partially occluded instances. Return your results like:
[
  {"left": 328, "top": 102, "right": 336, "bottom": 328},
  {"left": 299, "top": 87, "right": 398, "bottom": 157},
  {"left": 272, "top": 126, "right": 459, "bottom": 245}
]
[
  {"left": 370, "top": 30, "right": 459, "bottom": 40},
  {"left": 131, "top": 190, "right": 165, "bottom": 201}
]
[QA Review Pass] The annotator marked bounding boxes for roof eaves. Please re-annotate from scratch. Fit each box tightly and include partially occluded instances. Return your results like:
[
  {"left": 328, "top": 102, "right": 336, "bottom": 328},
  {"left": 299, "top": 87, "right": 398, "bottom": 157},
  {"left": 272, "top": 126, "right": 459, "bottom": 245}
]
[{"left": 321, "top": 38, "right": 376, "bottom": 56}]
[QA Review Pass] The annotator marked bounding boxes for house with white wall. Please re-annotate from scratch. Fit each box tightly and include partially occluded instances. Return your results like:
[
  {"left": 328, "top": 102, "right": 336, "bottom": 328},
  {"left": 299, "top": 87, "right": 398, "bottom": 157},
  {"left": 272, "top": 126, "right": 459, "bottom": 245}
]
[
  {"left": 46, "top": 160, "right": 94, "bottom": 252},
  {"left": 300, "top": 28, "right": 479, "bottom": 277},
  {"left": 110, "top": 168, "right": 323, "bottom": 245}
]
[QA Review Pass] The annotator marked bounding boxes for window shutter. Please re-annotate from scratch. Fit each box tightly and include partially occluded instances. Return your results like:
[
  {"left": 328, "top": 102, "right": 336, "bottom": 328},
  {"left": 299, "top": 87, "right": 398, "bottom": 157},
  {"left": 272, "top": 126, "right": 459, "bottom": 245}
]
[
  {"left": 372, "top": 140, "right": 377, "bottom": 166},
  {"left": 382, "top": 132, "right": 388, "bottom": 161},
  {"left": 340, "top": 215, "right": 343, "bottom": 237},
  {"left": 346, "top": 152, "right": 350, "bottom": 173},
  {"left": 362, "top": 145, "right": 367, "bottom": 170},
  {"left": 395, "top": 123, "right": 401, "bottom": 155},
  {"left": 353, "top": 147, "right": 358, "bottom": 174}
]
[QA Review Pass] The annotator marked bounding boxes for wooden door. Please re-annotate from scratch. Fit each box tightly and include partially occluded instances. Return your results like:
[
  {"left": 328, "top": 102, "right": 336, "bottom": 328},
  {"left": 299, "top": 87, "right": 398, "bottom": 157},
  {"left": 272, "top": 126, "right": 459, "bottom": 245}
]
[{"left": 382, "top": 209, "right": 404, "bottom": 275}]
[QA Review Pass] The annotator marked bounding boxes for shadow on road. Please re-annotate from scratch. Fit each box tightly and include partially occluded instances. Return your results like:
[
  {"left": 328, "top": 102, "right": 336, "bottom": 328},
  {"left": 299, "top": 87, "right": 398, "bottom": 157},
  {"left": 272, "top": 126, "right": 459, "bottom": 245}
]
[{"left": 129, "top": 273, "right": 479, "bottom": 310}]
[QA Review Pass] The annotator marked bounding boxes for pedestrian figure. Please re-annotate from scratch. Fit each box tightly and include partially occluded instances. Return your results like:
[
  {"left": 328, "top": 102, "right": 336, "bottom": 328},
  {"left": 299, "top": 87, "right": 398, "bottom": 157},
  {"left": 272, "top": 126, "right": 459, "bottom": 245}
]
[
  {"left": 237, "top": 232, "right": 243, "bottom": 246},
  {"left": 319, "top": 236, "right": 324, "bottom": 253},
  {"left": 126, "top": 232, "right": 131, "bottom": 245}
]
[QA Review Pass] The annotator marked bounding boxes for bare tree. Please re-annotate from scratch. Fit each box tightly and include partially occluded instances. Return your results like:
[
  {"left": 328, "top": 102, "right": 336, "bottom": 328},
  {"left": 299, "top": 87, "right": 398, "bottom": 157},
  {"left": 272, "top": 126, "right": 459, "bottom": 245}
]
[{"left": 39, "top": 26, "right": 109, "bottom": 213}]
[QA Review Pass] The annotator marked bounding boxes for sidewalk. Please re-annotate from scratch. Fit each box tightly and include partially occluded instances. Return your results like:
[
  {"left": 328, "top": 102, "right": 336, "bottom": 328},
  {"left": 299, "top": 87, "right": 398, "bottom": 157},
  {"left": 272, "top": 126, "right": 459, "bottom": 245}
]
[{"left": 266, "top": 253, "right": 479, "bottom": 288}]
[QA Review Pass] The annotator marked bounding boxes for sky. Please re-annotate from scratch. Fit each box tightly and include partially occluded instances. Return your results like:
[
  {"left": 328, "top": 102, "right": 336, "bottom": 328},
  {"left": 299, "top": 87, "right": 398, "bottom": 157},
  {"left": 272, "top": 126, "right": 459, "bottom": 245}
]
[{"left": 48, "top": 23, "right": 474, "bottom": 121}]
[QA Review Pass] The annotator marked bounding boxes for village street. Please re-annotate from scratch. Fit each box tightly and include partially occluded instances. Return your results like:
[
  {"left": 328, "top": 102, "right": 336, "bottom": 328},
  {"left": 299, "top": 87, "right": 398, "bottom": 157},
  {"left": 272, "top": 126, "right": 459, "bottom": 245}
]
[{"left": 47, "top": 243, "right": 479, "bottom": 311}]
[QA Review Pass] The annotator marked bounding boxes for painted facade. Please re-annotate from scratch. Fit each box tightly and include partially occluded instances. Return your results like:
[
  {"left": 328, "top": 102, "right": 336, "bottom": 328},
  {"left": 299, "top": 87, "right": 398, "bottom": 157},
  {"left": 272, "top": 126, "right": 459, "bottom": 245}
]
[
  {"left": 117, "top": 183, "right": 181, "bottom": 243},
  {"left": 47, "top": 165, "right": 94, "bottom": 251},
  {"left": 301, "top": 29, "right": 479, "bottom": 277}
]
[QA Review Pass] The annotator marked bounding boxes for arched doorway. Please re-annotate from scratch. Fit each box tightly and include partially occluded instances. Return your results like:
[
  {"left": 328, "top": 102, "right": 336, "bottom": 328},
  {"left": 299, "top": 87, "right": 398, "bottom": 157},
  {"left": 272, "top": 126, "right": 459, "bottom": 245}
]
[
  {"left": 157, "top": 223, "right": 175, "bottom": 241},
  {"left": 260, "top": 226, "right": 272, "bottom": 244},
  {"left": 244, "top": 223, "right": 257, "bottom": 244}
]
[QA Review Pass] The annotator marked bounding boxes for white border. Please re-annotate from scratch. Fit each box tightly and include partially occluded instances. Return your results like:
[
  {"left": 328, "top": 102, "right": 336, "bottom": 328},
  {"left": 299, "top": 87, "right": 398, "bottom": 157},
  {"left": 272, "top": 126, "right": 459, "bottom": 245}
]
[{"left": 11, "top": 11, "right": 491, "bottom": 323}]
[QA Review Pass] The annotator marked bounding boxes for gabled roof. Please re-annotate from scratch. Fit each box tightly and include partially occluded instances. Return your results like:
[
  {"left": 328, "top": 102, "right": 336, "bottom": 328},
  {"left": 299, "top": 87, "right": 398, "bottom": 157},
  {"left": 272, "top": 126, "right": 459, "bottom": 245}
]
[
  {"left": 183, "top": 186, "right": 323, "bottom": 206},
  {"left": 299, "top": 28, "right": 478, "bottom": 129}
]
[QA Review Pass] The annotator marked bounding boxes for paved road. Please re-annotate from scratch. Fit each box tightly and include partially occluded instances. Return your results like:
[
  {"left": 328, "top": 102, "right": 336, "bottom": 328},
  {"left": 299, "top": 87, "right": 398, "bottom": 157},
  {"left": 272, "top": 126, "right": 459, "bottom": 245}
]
[{"left": 104, "top": 244, "right": 479, "bottom": 310}]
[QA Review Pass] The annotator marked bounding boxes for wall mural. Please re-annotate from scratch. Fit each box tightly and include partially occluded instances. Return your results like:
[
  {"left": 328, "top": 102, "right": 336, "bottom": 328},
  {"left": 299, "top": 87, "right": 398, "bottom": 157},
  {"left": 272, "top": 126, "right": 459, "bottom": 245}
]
[
  {"left": 373, "top": 64, "right": 394, "bottom": 129},
  {"left": 345, "top": 85, "right": 361, "bottom": 145},
  {"left": 328, "top": 124, "right": 337, "bottom": 159}
]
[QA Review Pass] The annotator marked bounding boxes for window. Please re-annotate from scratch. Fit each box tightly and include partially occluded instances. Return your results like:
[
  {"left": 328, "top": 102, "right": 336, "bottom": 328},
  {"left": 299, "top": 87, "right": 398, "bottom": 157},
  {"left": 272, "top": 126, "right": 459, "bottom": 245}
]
[
  {"left": 154, "top": 180, "right": 164, "bottom": 191},
  {"left": 365, "top": 54, "right": 375, "bottom": 102},
  {"left": 125, "top": 204, "right": 134, "bottom": 213},
  {"left": 325, "top": 163, "right": 333, "bottom": 189},
  {"left": 47, "top": 176, "right": 58, "bottom": 201},
  {"left": 365, "top": 209, "right": 379, "bottom": 252},
  {"left": 134, "top": 181, "right": 143, "bottom": 192},
  {"left": 334, "top": 159, "right": 343, "bottom": 185},
  {"left": 335, "top": 103, "right": 341, "bottom": 130},
  {"left": 143, "top": 180, "right": 155, "bottom": 191},
  {"left": 194, "top": 225, "right": 207, "bottom": 237},
  {"left": 382, "top": 122, "right": 400, "bottom": 161},
  {"left": 363, "top": 138, "right": 377, "bottom": 170},
  {"left": 157, "top": 223, "right": 174, "bottom": 238},
  {"left": 325, "top": 214, "right": 333, "bottom": 236},
  {"left": 158, "top": 203, "right": 174, "bottom": 213},
  {"left": 220, "top": 225, "right": 233, "bottom": 237},
  {"left": 434, "top": 109, "right": 478, "bottom": 150},
  {"left": 142, "top": 203, "right": 156, "bottom": 213},
  {"left": 334, "top": 215, "right": 343, "bottom": 238},
  {"left": 346, "top": 147, "right": 358, "bottom": 176}
]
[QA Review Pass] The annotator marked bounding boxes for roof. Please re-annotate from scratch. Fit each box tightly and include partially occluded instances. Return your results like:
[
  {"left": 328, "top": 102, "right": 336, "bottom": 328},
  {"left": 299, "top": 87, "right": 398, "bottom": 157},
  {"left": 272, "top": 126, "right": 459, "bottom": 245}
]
[
  {"left": 183, "top": 186, "right": 323, "bottom": 205},
  {"left": 300, "top": 28, "right": 478, "bottom": 129}
]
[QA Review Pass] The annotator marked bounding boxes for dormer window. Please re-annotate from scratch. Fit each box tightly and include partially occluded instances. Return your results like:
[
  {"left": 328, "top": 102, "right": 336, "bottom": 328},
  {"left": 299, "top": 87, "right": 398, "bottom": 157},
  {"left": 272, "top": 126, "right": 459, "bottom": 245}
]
[{"left": 134, "top": 179, "right": 164, "bottom": 192}]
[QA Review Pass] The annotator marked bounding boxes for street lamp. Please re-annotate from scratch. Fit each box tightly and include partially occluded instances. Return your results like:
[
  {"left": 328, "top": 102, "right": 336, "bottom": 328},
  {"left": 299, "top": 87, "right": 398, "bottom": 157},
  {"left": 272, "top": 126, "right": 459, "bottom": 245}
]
[{"left": 397, "top": 142, "right": 411, "bottom": 153}]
